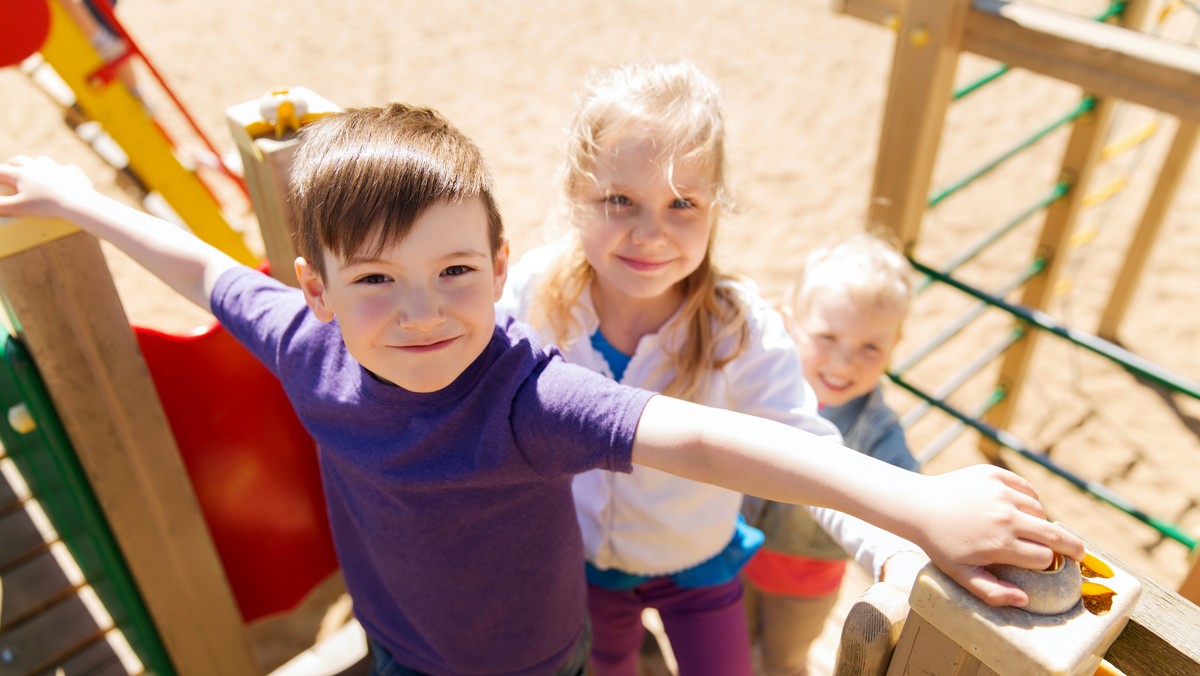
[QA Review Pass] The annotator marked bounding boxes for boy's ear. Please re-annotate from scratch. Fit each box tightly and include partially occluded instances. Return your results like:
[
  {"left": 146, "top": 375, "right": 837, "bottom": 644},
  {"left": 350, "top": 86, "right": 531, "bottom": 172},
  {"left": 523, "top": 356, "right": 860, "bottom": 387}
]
[
  {"left": 491, "top": 239, "right": 510, "bottom": 302},
  {"left": 295, "top": 256, "right": 335, "bottom": 322}
]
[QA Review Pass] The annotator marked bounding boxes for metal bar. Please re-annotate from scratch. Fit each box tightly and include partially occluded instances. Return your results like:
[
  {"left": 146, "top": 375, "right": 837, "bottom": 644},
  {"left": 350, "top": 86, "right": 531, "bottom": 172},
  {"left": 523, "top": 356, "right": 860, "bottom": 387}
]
[
  {"left": 928, "top": 97, "right": 1095, "bottom": 208},
  {"left": 889, "top": 371, "right": 1198, "bottom": 548},
  {"left": 910, "top": 258, "right": 1200, "bottom": 400},
  {"left": 895, "top": 261, "right": 1043, "bottom": 375},
  {"left": 900, "top": 327, "right": 1023, "bottom": 428},
  {"left": 915, "top": 183, "right": 1067, "bottom": 294},
  {"left": 913, "top": 387, "right": 1006, "bottom": 465}
]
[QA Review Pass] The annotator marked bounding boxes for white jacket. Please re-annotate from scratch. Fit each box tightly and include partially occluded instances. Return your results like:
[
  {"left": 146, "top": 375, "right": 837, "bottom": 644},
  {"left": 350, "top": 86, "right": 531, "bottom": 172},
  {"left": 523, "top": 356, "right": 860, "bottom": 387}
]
[{"left": 499, "top": 243, "right": 920, "bottom": 578}]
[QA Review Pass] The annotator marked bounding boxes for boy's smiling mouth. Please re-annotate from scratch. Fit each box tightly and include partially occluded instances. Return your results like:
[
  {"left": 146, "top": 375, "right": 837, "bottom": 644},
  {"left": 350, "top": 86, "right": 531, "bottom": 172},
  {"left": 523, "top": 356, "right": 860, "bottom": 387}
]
[
  {"left": 618, "top": 255, "right": 672, "bottom": 272},
  {"left": 395, "top": 337, "right": 458, "bottom": 352}
]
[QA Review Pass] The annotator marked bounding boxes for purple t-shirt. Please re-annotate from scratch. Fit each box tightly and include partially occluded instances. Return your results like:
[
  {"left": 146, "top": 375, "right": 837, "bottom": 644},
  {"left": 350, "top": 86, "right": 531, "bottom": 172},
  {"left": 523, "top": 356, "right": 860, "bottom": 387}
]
[{"left": 211, "top": 267, "right": 654, "bottom": 674}]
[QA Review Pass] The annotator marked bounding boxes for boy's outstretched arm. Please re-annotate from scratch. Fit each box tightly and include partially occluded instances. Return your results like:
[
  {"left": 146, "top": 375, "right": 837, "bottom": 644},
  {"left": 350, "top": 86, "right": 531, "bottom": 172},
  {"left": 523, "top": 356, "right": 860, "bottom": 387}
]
[
  {"left": 0, "top": 156, "right": 240, "bottom": 312},
  {"left": 631, "top": 395, "right": 1085, "bottom": 608}
]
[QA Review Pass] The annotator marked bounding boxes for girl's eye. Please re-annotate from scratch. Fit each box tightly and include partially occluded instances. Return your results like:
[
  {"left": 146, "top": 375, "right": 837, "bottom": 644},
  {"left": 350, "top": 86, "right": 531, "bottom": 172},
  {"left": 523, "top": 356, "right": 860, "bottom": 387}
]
[
  {"left": 605, "top": 194, "right": 632, "bottom": 207},
  {"left": 670, "top": 197, "right": 695, "bottom": 209},
  {"left": 442, "top": 265, "right": 473, "bottom": 277}
]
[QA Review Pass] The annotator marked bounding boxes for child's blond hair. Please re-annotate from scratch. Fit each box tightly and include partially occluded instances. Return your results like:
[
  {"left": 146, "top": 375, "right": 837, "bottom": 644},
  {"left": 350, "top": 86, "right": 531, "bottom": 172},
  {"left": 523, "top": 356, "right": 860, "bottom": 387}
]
[
  {"left": 531, "top": 60, "right": 749, "bottom": 402},
  {"left": 790, "top": 230, "right": 914, "bottom": 324}
]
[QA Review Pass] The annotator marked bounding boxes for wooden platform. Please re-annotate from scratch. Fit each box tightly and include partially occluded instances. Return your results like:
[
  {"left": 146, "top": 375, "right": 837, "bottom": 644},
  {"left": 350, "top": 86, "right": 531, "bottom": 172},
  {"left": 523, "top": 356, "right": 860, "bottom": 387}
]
[{"left": 0, "top": 443, "right": 139, "bottom": 676}]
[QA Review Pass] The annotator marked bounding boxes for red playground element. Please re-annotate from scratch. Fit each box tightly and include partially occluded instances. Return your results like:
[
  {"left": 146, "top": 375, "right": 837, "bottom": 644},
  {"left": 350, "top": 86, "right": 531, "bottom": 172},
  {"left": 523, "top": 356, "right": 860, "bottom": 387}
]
[
  {"left": 1, "top": 0, "right": 51, "bottom": 68},
  {"left": 135, "top": 319, "right": 338, "bottom": 623}
]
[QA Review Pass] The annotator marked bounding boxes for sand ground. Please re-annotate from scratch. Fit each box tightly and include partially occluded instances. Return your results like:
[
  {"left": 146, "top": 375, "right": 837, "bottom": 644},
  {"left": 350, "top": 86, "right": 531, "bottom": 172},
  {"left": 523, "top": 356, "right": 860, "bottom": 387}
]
[{"left": 1, "top": 1, "right": 1198, "bottom": 673}]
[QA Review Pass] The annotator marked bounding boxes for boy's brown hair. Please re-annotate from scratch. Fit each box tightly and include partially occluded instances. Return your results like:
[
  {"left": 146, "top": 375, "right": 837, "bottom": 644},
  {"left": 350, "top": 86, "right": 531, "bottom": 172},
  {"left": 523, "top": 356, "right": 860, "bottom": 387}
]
[{"left": 290, "top": 103, "right": 505, "bottom": 279}]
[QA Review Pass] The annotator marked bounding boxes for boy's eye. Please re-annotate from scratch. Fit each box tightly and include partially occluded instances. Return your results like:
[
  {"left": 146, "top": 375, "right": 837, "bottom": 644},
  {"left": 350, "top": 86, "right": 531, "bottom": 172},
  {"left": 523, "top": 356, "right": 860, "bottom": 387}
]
[
  {"left": 357, "top": 273, "right": 391, "bottom": 284},
  {"left": 442, "top": 265, "right": 473, "bottom": 277}
]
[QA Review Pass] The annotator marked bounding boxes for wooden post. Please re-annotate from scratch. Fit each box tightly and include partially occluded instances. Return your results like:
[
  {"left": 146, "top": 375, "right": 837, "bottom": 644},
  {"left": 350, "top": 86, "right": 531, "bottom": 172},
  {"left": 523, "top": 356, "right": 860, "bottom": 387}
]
[
  {"left": 866, "top": 0, "right": 970, "bottom": 252},
  {"left": 885, "top": 547, "right": 1141, "bottom": 675},
  {"left": 979, "top": 0, "right": 1154, "bottom": 462},
  {"left": 226, "top": 88, "right": 340, "bottom": 287},
  {"left": 1179, "top": 552, "right": 1200, "bottom": 607},
  {"left": 0, "top": 221, "right": 258, "bottom": 674},
  {"left": 1097, "top": 119, "right": 1198, "bottom": 340}
]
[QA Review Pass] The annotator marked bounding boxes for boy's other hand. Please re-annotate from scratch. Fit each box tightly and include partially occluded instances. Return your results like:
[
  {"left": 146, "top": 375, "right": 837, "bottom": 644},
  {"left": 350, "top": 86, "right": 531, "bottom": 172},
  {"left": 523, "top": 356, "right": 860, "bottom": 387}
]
[
  {"left": 0, "top": 155, "right": 95, "bottom": 220},
  {"left": 908, "top": 465, "right": 1085, "bottom": 608}
]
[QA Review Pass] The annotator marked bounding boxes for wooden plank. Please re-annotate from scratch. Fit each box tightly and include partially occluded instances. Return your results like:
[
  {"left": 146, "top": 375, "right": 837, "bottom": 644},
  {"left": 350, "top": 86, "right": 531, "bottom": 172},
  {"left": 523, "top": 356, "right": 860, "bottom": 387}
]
[
  {"left": 0, "top": 230, "right": 257, "bottom": 674},
  {"left": 0, "top": 592, "right": 105, "bottom": 675},
  {"left": 0, "top": 459, "right": 20, "bottom": 511},
  {"left": 867, "top": 0, "right": 971, "bottom": 251},
  {"left": 1080, "top": 534, "right": 1200, "bottom": 675},
  {"left": 885, "top": 611, "right": 995, "bottom": 676},
  {"left": 225, "top": 88, "right": 341, "bottom": 289},
  {"left": 1097, "top": 119, "right": 1199, "bottom": 340},
  {"left": 841, "top": 0, "right": 1200, "bottom": 121},
  {"left": 1178, "top": 555, "right": 1200, "bottom": 607},
  {"left": 0, "top": 502, "right": 48, "bottom": 571},
  {"left": 36, "top": 632, "right": 138, "bottom": 676},
  {"left": 0, "top": 545, "right": 76, "bottom": 630},
  {"left": 979, "top": 0, "right": 1153, "bottom": 461},
  {"left": 835, "top": 0, "right": 902, "bottom": 27},
  {"left": 966, "top": 0, "right": 1200, "bottom": 121}
]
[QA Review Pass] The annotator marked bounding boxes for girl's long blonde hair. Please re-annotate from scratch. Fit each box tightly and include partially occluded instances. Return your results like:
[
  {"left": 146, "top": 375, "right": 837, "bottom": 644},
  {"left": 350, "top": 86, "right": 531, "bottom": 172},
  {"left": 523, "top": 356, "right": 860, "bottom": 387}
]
[{"left": 530, "top": 60, "right": 750, "bottom": 402}]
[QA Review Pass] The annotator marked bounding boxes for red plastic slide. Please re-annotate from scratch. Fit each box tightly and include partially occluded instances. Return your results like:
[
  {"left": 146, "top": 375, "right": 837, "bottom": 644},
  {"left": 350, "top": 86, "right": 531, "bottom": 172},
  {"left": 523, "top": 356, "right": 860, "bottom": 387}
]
[{"left": 135, "top": 320, "right": 338, "bottom": 622}]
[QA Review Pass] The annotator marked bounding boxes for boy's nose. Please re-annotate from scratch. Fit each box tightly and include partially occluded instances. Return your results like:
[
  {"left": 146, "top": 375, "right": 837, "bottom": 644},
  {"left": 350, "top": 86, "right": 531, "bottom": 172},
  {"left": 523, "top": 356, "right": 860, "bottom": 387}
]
[{"left": 399, "top": 291, "right": 445, "bottom": 329}]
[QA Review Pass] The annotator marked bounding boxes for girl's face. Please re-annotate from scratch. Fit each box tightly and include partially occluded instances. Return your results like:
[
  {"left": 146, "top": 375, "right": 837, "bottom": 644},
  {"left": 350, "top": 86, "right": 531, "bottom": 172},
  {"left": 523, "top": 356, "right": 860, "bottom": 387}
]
[
  {"left": 791, "top": 282, "right": 903, "bottom": 408},
  {"left": 576, "top": 135, "right": 715, "bottom": 312}
]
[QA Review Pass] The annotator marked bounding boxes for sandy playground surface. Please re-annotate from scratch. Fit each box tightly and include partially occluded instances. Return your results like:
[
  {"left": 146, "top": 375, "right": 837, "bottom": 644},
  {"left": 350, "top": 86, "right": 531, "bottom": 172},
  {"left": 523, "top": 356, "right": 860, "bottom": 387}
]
[{"left": 1, "top": 0, "right": 1198, "bottom": 673}]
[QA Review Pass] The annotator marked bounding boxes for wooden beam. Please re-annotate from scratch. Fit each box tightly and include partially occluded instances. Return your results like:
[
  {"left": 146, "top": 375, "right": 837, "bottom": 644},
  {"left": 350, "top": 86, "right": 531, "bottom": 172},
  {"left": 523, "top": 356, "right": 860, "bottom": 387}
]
[
  {"left": 834, "top": 0, "right": 902, "bottom": 28},
  {"left": 0, "top": 228, "right": 257, "bottom": 674},
  {"left": 1097, "top": 119, "right": 1199, "bottom": 340},
  {"left": 867, "top": 0, "right": 970, "bottom": 251},
  {"left": 225, "top": 88, "right": 341, "bottom": 288},
  {"left": 839, "top": 0, "right": 1200, "bottom": 121},
  {"left": 979, "top": 0, "right": 1153, "bottom": 462},
  {"left": 1081, "top": 533, "right": 1200, "bottom": 675},
  {"left": 967, "top": 0, "right": 1200, "bottom": 121}
]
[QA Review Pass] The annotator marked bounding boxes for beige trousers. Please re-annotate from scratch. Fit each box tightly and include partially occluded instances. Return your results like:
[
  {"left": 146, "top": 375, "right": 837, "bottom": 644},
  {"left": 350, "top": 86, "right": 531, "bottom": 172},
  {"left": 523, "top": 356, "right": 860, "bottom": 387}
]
[{"left": 743, "top": 577, "right": 840, "bottom": 676}]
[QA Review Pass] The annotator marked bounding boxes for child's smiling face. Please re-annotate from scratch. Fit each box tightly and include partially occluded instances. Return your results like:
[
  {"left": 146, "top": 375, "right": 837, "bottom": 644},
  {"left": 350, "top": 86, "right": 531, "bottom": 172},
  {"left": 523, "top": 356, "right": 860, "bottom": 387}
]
[
  {"left": 792, "top": 282, "right": 903, "bottom": 408},
  {"left": 296, "top": 197, "right": 508, "bottom": 393},
  {"left": 576, "top": 134, "right": 715, "bottom": 314}
]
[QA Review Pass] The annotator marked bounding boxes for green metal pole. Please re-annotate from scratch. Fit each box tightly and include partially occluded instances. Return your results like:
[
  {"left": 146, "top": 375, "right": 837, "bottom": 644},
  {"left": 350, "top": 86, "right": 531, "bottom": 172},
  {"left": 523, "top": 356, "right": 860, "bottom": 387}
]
[
  {"left": 910, "top": 258, "right": 1200, "bottom": 401},
  {"left": 889, "top": 371, "right": 1197, "bottom": 549}
]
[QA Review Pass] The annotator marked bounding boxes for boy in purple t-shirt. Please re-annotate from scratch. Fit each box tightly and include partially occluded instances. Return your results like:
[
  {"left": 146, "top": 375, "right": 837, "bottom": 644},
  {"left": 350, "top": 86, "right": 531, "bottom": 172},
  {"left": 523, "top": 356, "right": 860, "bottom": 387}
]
[{"left": 0, "top": 105, "right": 1081, "bottom": 675}]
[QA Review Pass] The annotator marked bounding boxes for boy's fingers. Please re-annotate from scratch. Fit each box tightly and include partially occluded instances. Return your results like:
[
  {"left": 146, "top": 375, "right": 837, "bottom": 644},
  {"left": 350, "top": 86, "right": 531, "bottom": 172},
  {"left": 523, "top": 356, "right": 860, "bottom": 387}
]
[{"left": 950, "top": 566, "right": 1030, "bottom": 608}]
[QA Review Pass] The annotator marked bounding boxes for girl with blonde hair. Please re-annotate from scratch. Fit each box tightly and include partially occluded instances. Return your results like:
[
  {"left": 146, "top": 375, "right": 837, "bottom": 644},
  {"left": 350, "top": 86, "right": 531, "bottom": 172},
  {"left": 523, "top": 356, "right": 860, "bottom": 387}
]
[{"left": 499, "top": 60, "right": 919, "bottom": 675}]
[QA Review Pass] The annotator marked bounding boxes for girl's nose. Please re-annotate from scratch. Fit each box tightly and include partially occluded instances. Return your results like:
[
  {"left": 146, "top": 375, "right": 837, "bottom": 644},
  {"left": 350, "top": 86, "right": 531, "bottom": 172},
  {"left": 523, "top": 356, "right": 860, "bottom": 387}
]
[{"left": 630, "top": 211, "right": 667, "bottom": 244}]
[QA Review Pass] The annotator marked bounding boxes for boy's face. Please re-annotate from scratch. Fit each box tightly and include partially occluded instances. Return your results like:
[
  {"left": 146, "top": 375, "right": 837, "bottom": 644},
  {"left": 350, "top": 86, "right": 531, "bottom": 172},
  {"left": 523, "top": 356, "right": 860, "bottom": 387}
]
[
  {"left": 577, "top": 135, "right": 714, "bottom": 313},
  {"left": 295, "top": 197, "right": 508, "bottom": 393},
  {"left": 791, "top": 282, "right": 902, "bottom": 408}
]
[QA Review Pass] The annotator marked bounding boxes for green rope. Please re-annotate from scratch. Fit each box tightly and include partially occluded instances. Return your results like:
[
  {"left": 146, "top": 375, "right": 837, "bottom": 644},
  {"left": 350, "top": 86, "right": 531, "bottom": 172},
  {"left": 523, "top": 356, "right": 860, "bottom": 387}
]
[
  {"left": 910, "top": 258, "right": 1200, "bottom": 401},
  {"left": 915, "top": 183, "right": 1067, "bottom": 294},
  {"left": 928, "top": 98, "right": 1095, "bottom": 208},
  {"left": 889, "top": 371, "right": 1197, "bottom": 549}
]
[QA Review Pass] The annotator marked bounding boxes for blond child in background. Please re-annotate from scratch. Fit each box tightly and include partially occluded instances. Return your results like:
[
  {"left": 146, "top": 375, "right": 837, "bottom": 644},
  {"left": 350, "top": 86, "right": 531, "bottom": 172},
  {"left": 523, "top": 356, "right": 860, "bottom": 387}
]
[
  {"left": 501, "top": 61, "right": 931, "bottom": 676},
  {"left": 742, "top": 232, "right": 921, "bottom": 675}
]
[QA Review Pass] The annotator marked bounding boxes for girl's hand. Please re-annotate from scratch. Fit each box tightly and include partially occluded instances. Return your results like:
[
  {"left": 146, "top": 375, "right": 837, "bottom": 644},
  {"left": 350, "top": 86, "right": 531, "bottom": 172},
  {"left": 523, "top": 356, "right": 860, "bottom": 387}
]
[
  {"left": 0, "top": 155, "right": 97, "bottom": 220},
  {"left": 907, "top": 465, "right": 1084, "bottom": 608}
]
